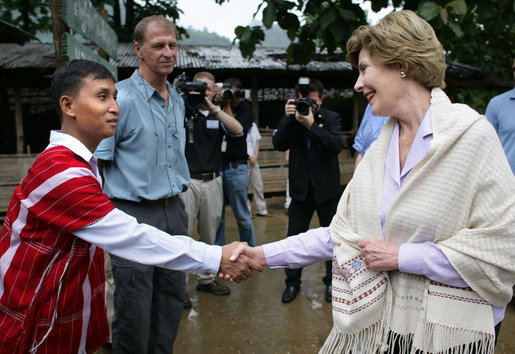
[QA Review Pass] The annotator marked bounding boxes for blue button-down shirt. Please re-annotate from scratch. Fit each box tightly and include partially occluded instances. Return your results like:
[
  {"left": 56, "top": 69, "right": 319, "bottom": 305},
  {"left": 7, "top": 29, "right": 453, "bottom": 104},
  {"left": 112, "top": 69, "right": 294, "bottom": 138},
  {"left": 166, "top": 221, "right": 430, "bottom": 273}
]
[
  {"left": 95, "top": 70, "right": 190, "bottom": 201},
  {"left": 485, "top": 87, "right": 515, "bottom": 174},
  {"left": 353, "top": 104, "right": 389, "bottom": 156}
]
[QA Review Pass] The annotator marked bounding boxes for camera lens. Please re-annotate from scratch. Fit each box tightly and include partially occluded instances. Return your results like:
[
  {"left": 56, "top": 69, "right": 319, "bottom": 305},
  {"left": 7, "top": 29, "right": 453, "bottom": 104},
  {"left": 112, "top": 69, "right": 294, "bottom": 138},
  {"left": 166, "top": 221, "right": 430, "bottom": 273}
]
[
  {"left": 295, "top": 99, "right": 311, "bottom": 115},
  {"left": 222, "top": 89, "right": 233, "bottom": 100}
]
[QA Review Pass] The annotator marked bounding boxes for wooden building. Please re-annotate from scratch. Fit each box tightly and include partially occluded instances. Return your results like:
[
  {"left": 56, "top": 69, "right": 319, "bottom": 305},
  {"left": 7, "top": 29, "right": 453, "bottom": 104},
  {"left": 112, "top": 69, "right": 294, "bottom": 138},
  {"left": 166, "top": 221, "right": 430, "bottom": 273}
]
[{"left": 0, "top": 41, "right": 512, "bottom": 217}]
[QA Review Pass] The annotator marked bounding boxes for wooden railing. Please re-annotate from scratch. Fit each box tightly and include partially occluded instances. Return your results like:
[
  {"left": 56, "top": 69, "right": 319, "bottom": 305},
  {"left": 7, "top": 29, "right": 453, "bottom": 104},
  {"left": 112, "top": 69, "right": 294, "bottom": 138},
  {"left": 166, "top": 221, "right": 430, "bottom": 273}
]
[{"left": 0, "top": 132, "right": 355, "bottom": 219}]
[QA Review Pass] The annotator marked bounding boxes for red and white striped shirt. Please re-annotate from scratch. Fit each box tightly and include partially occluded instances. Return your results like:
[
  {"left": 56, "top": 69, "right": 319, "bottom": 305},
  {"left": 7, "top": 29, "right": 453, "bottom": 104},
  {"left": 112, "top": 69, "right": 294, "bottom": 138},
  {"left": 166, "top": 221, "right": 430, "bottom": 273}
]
[
  {"left": 0, "top": 142, "right": 114, "bottom": 353},
  {"left": 0, "top": 131, "right": 223, "bottom": 352}
]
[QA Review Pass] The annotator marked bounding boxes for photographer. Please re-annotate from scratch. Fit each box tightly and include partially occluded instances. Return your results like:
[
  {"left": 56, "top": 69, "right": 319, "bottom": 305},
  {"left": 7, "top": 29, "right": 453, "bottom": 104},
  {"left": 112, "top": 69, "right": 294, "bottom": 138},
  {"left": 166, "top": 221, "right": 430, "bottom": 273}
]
[
  {"left": 215, "top": 78, "right": 256, "bottom": 248},
  {"left": 181, "top": 72, "right": 243, "bottom": 297},
  {"left": 272, "top": 77, "right": 344, "bottom": 304}
]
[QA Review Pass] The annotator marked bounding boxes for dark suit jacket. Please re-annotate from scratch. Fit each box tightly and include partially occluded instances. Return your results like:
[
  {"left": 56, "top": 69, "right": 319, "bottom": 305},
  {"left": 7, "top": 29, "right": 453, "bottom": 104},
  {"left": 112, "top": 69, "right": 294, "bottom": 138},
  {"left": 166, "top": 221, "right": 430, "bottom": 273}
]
[{"left": 273, "top": 107, "right": 344, "bottom": 203}]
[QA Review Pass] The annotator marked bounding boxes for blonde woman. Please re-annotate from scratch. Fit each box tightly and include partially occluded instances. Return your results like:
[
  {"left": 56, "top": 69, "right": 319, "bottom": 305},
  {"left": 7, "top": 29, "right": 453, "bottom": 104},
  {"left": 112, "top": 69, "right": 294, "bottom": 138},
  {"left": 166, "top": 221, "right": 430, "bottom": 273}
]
[{"left": 225, "top": 10, "right": 515, "bottom": 353}]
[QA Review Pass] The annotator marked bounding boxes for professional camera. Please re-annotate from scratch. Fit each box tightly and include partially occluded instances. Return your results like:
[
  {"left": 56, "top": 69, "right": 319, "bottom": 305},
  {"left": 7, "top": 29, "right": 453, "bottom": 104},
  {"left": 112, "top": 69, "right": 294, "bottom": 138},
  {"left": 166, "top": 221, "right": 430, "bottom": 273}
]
[
  {"left": 293, "top": 98, "right": 314, "bottom": 115},
  {"left": 173, "top": 72, "right": 209, "bottom": 144},
  {"left": 173, "top": 72, "right": 207, "bottom": 112},
  {"left": 292, "top": 77, "right": 318, "bottom": 115},
  {"left": 215, "top": 82, "right": 251, "bottom": 101}
]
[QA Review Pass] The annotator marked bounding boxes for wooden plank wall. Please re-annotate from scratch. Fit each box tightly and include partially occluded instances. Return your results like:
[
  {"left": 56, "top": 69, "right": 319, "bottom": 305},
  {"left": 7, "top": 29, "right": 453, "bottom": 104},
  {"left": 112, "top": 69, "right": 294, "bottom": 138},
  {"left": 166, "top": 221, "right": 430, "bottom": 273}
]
[
  {"left": 0, "top": 154, "right": 37, "bottom": 219},
  {"left": 252, "top": 129, "right": 355, "bottom": 195}
]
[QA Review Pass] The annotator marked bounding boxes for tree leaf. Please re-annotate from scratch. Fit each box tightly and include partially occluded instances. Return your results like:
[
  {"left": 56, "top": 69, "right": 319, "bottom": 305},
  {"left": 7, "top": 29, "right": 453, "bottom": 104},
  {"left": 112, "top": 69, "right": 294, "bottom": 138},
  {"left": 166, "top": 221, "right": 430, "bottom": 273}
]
[
  {"left": 447, "top": 20, "right": 464, "bottom": 38},
  {"left": 440, "top": 7, "right": 448, "bottom": 25},
  {"left": 320, "top": 11, "right": 336, "bottom": 29},
  {"left": 338, "top": 8, "right": 356, "bottom": 22},
  {"left": 330, "top": 22, "right": 346, "bottom": 43},
  {"left": 418, "top": 2, "right": 441, "bottom": 21},
  {"left": 446, "top": 0, "right": 467, "bottom": 15},
  {"left": 262, "top": 3, "right": 276, "bottom": 28}
]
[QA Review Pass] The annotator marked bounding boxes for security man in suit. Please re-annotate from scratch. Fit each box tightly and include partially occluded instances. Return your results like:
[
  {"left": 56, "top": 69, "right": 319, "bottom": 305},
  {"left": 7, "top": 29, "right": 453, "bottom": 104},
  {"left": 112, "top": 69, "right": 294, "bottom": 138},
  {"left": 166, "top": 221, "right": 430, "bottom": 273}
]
[{"left": 273, "top": 77, "right": 344, "bottom": 303}]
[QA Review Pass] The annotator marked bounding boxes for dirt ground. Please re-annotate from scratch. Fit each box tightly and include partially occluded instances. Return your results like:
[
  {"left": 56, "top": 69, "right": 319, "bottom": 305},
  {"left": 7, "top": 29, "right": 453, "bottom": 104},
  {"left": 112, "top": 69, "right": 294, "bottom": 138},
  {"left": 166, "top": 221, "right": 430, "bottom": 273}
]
[{"left": 174, "top": 197, "right": 515, "bottom": 353}]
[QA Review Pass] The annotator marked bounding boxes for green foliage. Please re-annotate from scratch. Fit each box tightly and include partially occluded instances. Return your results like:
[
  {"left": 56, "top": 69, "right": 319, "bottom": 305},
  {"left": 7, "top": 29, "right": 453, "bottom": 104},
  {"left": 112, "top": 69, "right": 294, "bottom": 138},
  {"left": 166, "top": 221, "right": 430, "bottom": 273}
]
[
  {"left": 452, "top": 88, "right": 504, "bottom": 113},
  {"left": 417, "top": 0, "right": 514, "bottom": 78},
  {"left": 90, "top": 0, "right": 185, "bottom": 42},
  {"left": 233, "top": 25, "right": 265, "bottom": 59},
  {"left": 0, "top": 0, "right": 51, "bottom": 34},
  {"left": 236, "top": 0, "right": 514, "bottom": 78},
  {"left": 236, "top": 0, "right": 367, "bottom": 64}
]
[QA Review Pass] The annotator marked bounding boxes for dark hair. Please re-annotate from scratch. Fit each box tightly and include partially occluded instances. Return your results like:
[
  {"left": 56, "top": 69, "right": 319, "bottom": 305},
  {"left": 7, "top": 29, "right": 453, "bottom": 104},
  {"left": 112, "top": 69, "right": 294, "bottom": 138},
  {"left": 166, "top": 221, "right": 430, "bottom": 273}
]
[
  {"left": 51, "top": 59, "right": 115, "bottom": 119},
  {"left": 294, "top": 77, "right": 324, "bottom": 98},
  {"left": 224, "top": 77, "right": 242, "bottom": 89}
]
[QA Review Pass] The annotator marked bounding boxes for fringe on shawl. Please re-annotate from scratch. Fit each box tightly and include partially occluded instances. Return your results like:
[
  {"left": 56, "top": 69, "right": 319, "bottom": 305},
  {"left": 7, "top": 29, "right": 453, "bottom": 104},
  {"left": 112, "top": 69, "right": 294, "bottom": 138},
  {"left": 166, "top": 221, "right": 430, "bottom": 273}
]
[
  {"left": 321, "top": 287, "right": 392, "bottom": 354},
  {"left": 320, "top": 322, "right": 495, "bottom": 354},
  {"left": 319, "top": 321, "right": 389, "bottom": 354}
]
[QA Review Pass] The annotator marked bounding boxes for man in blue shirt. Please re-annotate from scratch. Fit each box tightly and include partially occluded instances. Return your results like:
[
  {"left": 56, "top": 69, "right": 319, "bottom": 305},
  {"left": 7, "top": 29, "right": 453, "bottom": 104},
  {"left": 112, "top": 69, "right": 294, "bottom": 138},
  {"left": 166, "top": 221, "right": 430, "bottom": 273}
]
[
  {"left": 353, "top": 104, "right": 389, "bottom": 169},
  {"left": 95, "top": 15, "right": 189, "bottom": 353},
  {"left": 485, "top": 58, "right": 515, "bottom": 174}
]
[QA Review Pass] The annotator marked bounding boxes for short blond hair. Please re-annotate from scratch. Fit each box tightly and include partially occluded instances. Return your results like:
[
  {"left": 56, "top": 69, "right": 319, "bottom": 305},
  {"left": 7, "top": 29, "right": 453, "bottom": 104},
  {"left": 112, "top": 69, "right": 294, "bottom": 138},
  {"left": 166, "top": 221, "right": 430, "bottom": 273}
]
[
  {"left": 193, "top": 71, "right": 215, "bottom": 82},
  {"left": 346, "top": 10, "right": 446, "bottom": 89},
  {"left": 134, "top": 15, "right": 177, "bottom": 44}
]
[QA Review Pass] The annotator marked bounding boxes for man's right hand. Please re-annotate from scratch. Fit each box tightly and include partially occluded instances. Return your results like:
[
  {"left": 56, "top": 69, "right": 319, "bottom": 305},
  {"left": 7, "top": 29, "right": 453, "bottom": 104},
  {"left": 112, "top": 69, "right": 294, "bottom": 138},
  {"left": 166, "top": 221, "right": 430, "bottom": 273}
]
[
  {"left": 218, "top": 242, "right": 264, "bottom": 283},
  {"left": 285, "top": 98, "right": 296, "bottom": 116}
]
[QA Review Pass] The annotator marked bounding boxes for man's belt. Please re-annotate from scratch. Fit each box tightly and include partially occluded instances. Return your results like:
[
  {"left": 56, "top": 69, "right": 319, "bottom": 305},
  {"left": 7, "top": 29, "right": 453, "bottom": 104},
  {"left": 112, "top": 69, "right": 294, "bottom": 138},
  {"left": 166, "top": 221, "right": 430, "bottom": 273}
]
[
  {"left": 190, "top": 171, "right": 220, "bottom": 181},
  {"left": 138, "top": 196, "right": 178, "bottom": 206},
  {"left": 223, "top": 160, "right": 247, "bottom": 169}
]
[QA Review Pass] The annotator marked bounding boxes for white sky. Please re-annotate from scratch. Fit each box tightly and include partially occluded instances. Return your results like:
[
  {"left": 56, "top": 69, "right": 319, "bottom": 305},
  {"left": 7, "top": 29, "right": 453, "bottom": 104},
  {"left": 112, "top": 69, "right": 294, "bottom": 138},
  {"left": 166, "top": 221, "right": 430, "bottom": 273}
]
[
  {"left": 176, "top": 0, "right": 264, "bottom": 39},
  {"left": 176, "top": 0, "right": 393, "bottom": 40}
]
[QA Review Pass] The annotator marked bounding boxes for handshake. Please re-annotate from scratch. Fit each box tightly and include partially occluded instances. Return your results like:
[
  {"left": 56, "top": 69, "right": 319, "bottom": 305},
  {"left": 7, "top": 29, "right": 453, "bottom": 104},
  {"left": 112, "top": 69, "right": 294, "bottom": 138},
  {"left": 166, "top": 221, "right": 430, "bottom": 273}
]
[{"left": 217, "top": 242, "right": 266, "bottom": 283}]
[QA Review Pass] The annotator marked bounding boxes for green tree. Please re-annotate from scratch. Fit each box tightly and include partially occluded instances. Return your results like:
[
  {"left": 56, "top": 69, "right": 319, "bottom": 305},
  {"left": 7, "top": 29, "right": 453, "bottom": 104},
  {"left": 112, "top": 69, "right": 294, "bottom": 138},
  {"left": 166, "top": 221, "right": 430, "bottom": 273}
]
[
  {"left": 0, "top": 0, "right": 51, "bottom": 34},
  {"left": 231, "top": 0, "right": 514, "bottom": 77},
  {"left": 90, "top": 0, "right": 185, "bottom": 42}
]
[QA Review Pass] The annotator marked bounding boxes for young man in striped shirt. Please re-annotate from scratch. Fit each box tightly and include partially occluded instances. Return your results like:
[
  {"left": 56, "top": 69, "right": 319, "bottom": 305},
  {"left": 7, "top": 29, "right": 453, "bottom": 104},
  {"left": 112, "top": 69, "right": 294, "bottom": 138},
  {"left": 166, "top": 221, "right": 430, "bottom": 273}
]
[{"left": 0, "top": 59, "right": 260, "bottom": 353}]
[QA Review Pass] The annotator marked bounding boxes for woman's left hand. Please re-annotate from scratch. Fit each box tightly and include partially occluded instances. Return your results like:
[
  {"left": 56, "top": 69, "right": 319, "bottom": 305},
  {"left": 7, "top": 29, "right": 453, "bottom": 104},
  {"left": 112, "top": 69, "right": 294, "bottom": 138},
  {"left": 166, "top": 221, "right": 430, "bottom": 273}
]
[{"left": 358, "top": 239, "right": 400, "bottom": 271}]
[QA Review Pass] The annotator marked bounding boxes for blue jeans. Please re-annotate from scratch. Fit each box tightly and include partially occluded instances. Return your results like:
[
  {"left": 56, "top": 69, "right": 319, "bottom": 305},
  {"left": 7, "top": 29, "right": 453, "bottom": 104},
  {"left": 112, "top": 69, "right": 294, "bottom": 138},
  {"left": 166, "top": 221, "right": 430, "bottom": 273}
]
[{"left": 216, "top": 164, "right": 256, "bottom": 247}]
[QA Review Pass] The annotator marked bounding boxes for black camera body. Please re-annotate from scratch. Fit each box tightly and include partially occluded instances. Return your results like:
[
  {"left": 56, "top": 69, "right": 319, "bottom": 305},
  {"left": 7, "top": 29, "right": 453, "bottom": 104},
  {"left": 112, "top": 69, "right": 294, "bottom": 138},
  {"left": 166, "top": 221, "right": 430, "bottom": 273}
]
[
  {"left": 293, "top": 98, "right": 314, "bottom": 115},
  {"left": 173, "top": 73, "right": 210, "bottom": 144},
  {"left": 174, "top": 72, "right": 208, "bottom": 111},
  {"left": 216, "top": 82, "right": 250, "bottom": 101}
]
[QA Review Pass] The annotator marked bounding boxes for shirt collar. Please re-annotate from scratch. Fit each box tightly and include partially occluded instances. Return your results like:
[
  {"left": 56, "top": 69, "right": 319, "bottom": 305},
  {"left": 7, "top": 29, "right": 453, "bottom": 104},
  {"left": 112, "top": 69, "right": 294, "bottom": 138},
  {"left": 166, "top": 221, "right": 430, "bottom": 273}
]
[
  {"left": 48, "top": 130, "right": 97, "bottom": 165},
  {"left": 130, "top": 70, "right": 172, "bottom": 103},
  {"left": 385, "top": 108, "right": 434, "bottom": 184}
]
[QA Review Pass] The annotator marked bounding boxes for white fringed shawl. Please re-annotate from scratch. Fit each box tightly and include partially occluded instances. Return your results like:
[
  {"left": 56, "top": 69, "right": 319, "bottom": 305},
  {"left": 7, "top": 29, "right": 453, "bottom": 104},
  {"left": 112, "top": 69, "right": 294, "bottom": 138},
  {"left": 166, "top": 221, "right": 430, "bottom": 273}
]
[{"left": 322, "top": 88, "right": 515, "bottom": 353}]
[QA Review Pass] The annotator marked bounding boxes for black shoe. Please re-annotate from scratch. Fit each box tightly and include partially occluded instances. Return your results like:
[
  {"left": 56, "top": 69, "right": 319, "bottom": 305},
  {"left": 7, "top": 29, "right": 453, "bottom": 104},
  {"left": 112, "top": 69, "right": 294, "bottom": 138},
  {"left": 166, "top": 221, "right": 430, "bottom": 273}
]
[
  {"left": 282, "top": 285, "right": 299, "bottom": 303},
  {"left": 196, "top": 280, "right": 230, "bottom": 295},
  {"left": 184, "top": 295, "right": 192, "bottom": 309},
  {"left": 325, "top": 285, "right": 332, "bottom": 303}
]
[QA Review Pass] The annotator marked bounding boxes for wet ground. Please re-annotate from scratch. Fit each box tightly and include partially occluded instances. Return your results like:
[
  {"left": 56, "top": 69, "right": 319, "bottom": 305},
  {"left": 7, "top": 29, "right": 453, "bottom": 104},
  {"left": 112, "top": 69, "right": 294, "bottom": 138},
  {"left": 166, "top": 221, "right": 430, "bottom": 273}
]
[{"left": 174, "top": 197, "right": 515, "bottom": 353}]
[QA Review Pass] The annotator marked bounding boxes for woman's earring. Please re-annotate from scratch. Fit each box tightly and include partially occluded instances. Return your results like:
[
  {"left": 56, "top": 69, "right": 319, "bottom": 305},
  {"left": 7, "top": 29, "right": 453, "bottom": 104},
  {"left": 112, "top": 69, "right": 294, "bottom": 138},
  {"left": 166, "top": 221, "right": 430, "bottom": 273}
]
[{"left": 400, "top": 71, "right": 406, "bottom": 78}]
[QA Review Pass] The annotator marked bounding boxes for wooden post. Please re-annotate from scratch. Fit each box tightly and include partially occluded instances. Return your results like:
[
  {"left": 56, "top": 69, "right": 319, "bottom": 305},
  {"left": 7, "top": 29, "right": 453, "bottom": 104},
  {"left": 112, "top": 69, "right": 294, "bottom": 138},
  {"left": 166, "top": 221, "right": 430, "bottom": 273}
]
[
  {"left": 96, "top": 8, "right": 109, "bottom": 60},
  {"left": 352, "top": 93, "right": 360, "bottom": 133},
  {"left": 14, "top": 86, "right": 24, "bottom": 154},
  {"left": 250, "top": 73, "right": 259, "bottom": 125},
  {"left": 51, "top": 0, "right": 66, "bottom": 68}
]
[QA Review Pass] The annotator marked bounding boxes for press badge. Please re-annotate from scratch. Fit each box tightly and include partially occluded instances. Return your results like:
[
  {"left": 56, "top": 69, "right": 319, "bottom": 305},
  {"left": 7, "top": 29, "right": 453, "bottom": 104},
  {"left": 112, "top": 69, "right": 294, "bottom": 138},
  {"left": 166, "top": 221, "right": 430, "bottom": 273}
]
[
  {"left": 206, "top": 120, "right": 219, "bottom": 129},
  {"left": 221, "top": 136, "right": 227, "bottom": 152}
]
